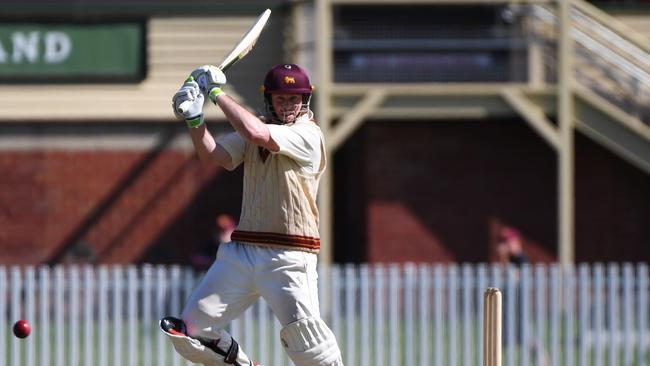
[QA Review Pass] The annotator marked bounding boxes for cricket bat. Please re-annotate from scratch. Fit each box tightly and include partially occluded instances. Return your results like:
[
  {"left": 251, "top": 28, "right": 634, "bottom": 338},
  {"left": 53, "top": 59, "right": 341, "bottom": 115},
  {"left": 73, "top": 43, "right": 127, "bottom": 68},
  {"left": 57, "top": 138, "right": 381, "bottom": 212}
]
[{"left": 177, "top": 8, "right": 272, "bottom": 114}]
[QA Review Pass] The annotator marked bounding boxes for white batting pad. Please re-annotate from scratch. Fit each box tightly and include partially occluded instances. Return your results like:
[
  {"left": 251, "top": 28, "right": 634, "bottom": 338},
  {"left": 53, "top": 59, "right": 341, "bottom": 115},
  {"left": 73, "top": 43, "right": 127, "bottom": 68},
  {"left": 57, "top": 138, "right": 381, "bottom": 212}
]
[{"left": 280, "top": 317, "right": 344, "bottom": 366}]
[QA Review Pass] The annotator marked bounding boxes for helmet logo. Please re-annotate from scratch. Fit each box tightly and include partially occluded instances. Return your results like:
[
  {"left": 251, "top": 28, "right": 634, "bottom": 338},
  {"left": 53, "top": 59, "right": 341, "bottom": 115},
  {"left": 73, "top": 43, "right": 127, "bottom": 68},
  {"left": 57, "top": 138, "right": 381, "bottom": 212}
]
[{"left": 284, "top": 76, "right": 295, "bottom": 84}]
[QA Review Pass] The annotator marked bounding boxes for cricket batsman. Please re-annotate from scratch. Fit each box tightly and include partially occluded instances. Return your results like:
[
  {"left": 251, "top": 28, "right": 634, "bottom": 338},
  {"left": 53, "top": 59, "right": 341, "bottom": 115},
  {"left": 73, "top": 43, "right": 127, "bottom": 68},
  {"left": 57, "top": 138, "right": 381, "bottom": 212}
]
[{"left": 160, "top": 63, "right": 344, "bottom": 366}]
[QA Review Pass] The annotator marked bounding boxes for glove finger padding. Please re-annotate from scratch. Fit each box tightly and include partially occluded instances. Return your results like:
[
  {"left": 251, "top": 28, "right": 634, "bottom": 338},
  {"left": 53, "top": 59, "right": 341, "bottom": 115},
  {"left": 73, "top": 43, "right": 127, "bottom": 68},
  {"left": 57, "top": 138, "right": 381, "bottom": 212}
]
[
  {"left": 172, "top": 79, "right": 205, "bottom": 120},
  {"left": 280, "top": 317, "right": 344, "bottom": 366},
  {"left": 191, "top": 65, "right": 227, "bottom": 96},
  {"left": 190, "top": 65, "right": 210, "bottom": 80}
]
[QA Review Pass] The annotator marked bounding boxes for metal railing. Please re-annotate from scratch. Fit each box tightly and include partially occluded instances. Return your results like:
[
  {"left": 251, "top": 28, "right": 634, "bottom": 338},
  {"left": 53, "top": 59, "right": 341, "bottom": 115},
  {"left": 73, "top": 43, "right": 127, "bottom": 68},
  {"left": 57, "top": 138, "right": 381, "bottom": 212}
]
[{"left": 1, "top": 263, "right": 649, "bottom": 366}]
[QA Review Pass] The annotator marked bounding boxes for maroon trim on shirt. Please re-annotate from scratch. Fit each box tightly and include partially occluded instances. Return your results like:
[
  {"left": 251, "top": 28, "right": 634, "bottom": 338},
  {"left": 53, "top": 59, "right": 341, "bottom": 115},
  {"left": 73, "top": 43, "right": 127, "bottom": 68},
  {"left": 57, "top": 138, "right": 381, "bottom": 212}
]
[{"left": 231, "top": 230, "right": 320, "bottom": 251}]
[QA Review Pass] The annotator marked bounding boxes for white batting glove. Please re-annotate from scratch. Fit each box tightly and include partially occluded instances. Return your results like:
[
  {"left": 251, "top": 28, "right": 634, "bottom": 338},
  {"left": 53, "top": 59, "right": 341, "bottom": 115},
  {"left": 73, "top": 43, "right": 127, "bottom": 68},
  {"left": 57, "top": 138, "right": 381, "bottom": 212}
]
[
  {"left": 172, "top": 76, "right": 205, "bottom": 128},
  {"left": 190, "top": 65, "right": 227, "bottom": 102}
]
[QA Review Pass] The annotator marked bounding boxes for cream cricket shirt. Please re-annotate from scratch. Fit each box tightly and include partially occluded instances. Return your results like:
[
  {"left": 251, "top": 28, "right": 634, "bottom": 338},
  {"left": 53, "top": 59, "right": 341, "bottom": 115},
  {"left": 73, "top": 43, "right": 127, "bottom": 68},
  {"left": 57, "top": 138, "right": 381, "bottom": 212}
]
[{"left": 215, "top": 114, "right": 326, "bottom": 253}]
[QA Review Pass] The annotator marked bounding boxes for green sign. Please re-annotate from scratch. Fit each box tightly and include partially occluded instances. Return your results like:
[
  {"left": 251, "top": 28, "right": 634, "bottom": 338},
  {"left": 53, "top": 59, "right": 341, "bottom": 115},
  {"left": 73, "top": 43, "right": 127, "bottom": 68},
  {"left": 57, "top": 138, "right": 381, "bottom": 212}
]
[{"left": 0, "top": 23, "right": 144, "bottom": 80}]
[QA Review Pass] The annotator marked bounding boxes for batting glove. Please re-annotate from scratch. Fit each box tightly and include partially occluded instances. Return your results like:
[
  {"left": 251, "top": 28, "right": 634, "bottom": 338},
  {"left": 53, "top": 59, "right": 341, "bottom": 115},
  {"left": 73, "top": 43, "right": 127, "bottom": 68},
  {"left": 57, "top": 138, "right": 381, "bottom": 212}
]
[
  {"left": 172, "top": 76, "right": 206, "bottom": 128},
  {"left": 190, "top": 65, "right": 227, "bottom": 103}
]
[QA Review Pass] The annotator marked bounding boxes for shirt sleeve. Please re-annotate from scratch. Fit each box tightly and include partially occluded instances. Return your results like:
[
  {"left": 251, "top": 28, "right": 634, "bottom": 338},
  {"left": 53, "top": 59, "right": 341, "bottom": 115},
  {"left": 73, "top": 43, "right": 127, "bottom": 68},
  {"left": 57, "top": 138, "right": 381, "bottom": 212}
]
[
  {"left": 215, "top": 132, "right": 246, "bottom": 171},
  {"left": 267, "top": 122, "right": 322, "bottom": 169}
]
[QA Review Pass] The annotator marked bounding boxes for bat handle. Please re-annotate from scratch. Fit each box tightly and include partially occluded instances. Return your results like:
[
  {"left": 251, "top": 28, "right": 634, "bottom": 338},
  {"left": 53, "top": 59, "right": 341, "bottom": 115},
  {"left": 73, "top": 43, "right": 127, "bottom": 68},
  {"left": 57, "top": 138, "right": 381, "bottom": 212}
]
[{"left": 177, "top": 100, "right": 190, "bottom": 114}]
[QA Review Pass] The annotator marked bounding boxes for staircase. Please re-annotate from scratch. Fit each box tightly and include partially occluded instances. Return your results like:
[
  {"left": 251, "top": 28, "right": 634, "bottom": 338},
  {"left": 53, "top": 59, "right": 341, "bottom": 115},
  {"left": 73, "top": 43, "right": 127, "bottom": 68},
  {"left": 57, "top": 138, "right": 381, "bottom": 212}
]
[{"left": 528, "top": 0, "right": 650, "bottom": 173}]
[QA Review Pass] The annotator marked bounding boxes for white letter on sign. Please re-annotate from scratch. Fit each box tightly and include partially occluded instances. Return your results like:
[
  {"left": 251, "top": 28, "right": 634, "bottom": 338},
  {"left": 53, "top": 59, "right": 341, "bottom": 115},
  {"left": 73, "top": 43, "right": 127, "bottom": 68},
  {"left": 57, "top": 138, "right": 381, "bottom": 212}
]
[
  {"left": 0, "top": 41, "right": 7, "bottom": 63},
  {"left": 44, "top": 32, "right": 72, "bottom": 63},
  {"left": 12, "top": 31, "right": 39, "bottom": 63}
]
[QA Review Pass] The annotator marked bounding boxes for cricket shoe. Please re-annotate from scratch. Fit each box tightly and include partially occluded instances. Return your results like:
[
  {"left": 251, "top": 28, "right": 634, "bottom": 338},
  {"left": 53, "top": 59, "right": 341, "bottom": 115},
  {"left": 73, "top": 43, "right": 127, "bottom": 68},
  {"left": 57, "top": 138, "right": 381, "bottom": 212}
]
[{"left": 160, "top": 316, "right": 187, "bottom": 336}]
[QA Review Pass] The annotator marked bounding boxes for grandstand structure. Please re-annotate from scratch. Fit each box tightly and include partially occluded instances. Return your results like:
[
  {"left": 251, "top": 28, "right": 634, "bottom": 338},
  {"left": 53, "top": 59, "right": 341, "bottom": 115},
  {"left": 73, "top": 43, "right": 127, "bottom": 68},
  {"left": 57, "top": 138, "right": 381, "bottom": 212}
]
[{"left": 307, "top": 0, "right": 650, "bottom": 266}]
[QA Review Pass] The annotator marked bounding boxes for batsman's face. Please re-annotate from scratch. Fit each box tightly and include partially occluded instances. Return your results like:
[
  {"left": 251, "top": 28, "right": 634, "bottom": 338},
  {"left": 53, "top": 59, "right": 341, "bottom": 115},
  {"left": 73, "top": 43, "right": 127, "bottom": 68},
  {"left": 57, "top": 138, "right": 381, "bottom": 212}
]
[{"left": 271, "top": 94, "right": 303, "bottom": 124}]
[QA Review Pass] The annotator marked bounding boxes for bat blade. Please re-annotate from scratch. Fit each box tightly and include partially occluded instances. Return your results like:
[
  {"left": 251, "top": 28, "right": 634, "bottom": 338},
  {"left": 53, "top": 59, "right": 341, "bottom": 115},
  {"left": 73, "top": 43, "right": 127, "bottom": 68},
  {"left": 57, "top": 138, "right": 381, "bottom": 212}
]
[
  {"left": 177, "top": 8, "right": 272, "bottom": 115},
  {"left": 218, "top": 8, "right": 271, "bottom": 72}
]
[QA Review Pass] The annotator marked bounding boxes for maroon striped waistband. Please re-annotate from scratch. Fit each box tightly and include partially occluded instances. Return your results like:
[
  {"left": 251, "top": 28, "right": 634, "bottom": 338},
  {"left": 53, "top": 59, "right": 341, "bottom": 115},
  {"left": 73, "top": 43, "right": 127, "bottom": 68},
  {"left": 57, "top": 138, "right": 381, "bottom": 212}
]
[{"left": 231, "top": 230, "right": 320, "bottom": 252}]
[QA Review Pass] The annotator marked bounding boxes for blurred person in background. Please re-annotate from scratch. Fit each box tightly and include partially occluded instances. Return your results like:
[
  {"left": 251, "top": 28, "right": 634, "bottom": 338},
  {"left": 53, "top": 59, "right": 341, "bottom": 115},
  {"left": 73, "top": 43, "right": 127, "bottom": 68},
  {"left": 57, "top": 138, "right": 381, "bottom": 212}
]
[
  {"left": 190, "top": 214, "right": 236, "bottom": 271},
  {"left": 494, "top": 225, "right": 549, "bottom": 364},
  {"left": 496, "top": 225, "right": 528, "bottom": 267},
  {"left": 160, "top": 64, "right": 343, "bottom": 366}
]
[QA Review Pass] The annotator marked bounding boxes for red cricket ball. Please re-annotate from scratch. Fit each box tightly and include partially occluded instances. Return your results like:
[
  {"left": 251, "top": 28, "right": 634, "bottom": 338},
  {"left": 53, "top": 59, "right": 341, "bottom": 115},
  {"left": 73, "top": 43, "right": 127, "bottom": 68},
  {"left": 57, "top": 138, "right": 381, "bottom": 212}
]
[{"left": 13, "top": 320, "right": 31, "bottom": 338}]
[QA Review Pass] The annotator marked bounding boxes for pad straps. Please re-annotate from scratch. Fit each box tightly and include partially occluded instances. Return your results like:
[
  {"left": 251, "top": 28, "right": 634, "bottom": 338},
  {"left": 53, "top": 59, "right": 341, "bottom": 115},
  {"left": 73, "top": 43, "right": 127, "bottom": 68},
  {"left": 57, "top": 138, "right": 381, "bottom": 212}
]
[
  {"left": 224, "top": 339, "right": 240, "bottom": 364},
  {"left": 199, "top": 336, "right": 244, "bottom": 366}
]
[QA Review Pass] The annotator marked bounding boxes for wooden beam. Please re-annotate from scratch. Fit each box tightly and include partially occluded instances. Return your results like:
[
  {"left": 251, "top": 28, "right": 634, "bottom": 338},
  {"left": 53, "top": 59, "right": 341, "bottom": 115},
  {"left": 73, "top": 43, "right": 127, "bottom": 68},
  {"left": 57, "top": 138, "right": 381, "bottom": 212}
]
[
  {"left": 315, "top": 0, "right": 335, "bottom": 317},
  {"left": 574, "top": 87, "right": 650, "bottom": 174},
  {"left": 502, "top": 88, "right": 561, "bottom": 150},
  {"left": 328, "top": 89, "right": 387, "bottom": 151},
  {"left": 334, "top": 82, "right": 534, "bottom": 96},
  {"left": 558, "top": 0, "right": 575, "bottom": 265},
  {"left": 574, "top": 85, "right": 650, "bottom": 141},
  {"left": 332, "top": 106, "right": 493, "bottom": 120},
  {"left": 331, "top": 0, "right": 552, "bottom": 4}
]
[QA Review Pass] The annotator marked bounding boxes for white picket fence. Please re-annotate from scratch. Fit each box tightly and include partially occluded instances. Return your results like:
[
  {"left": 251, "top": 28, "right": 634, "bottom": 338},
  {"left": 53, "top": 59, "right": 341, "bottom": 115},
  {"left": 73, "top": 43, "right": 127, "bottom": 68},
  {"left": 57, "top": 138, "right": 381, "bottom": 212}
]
[{"left": 1, "top": 263, "right": 648, "bottom": 366}]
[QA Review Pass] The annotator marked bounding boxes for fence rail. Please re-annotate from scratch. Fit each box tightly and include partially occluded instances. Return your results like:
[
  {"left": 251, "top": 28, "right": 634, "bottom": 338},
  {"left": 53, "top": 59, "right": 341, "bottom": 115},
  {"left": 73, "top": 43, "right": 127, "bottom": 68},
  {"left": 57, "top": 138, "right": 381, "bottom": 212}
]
[{"left": 1, "top": 263, "right": 649, "bottom": 366}]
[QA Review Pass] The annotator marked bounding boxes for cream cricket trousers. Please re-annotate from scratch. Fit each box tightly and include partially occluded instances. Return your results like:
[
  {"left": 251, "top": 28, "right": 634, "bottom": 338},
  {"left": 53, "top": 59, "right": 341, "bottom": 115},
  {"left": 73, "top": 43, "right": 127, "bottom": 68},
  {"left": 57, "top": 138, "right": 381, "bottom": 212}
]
[{"left": 181, "top": 241, "right": 321, "bottom": 338}]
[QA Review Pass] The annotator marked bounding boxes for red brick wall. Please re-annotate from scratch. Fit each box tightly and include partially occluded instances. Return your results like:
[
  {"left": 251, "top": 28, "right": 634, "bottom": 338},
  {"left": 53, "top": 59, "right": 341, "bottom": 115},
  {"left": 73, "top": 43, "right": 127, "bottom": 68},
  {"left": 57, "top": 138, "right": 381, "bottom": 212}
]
[
  {"left": 575, "top": 133, "right": 650, "bottom": 262},
  {"left": 0, "top": 149, "right": 242, "bottom": 265},
  {"left": 334, "top": 120, "right": 649, "bottom": 263},
  {"left": 3, "top": 121, "right": 647, "bottom": 266}
]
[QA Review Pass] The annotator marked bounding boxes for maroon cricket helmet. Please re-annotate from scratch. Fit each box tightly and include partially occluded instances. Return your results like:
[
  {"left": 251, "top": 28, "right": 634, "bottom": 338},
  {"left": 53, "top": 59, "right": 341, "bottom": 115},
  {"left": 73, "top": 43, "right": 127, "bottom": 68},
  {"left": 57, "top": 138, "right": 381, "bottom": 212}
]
[
  {"left": 261, "top": 64, "right": 314, "bottom": 123},
  {"left": 262, "top": 64, "right": 313, "bottom": 94}
]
